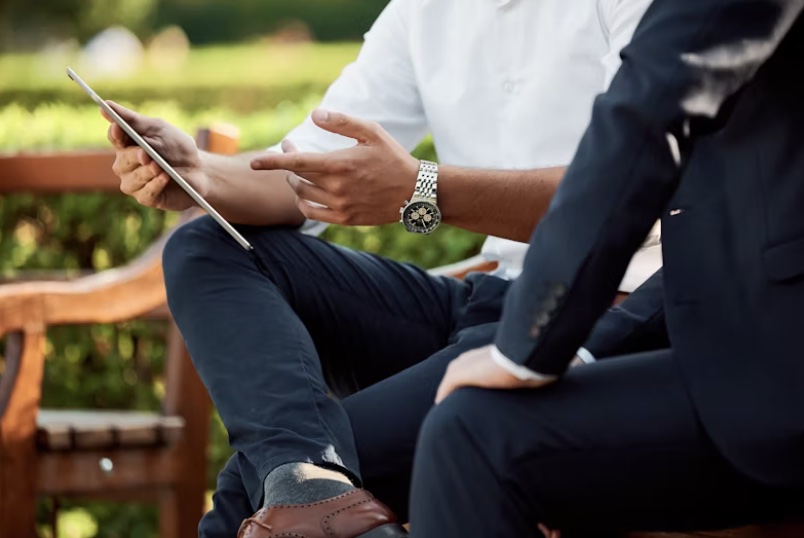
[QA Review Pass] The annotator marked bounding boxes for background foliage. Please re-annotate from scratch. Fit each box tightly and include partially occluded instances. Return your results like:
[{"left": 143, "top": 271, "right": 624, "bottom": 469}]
[
  {"left": 0, "top": 43, "right": 362, "bottom": 112},
  {"left": 0, "top": 0, "right": 385, "bottom": 51},
  {"left": 1, "top": 0, "right": 159, "bottom": 48},
  {"left": 0, "top": 39, "right": 485, "bottom": 538},
  {"left": 153, "top": 0, "right": 387, "bottom": 44}
]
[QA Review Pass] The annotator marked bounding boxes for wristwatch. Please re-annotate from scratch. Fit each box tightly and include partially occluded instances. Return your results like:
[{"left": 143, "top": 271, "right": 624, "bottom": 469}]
[{"left": 399, "top": 160, "right": 442, "bottom": 235}]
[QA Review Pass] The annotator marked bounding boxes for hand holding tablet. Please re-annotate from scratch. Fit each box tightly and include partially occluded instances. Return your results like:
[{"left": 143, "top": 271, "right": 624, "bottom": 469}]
[{"left": 67, "top": 67, "right": 253, "bottom": 251}]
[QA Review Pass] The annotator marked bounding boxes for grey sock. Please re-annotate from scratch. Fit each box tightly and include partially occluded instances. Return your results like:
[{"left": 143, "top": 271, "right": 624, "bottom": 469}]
[{"left": 263, "top": 462, "right": 356, "bottom": 508}]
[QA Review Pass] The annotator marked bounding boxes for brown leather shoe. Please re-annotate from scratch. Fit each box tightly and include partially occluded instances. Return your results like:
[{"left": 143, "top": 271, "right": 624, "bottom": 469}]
[{"left": 237, "top": 489, "right": 408, "bottom": 538}]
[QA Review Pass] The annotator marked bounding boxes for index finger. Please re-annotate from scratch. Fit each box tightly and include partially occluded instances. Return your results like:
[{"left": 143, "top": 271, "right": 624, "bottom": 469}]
[
  {"left": 106, "top": 122, "right": 133, "bottom": 149},
  {"left": 310, "top": 109, "right": 382, "bottom": 144},
  {"left": 250, "top": 151, "right": 335, "bottom": 174}
]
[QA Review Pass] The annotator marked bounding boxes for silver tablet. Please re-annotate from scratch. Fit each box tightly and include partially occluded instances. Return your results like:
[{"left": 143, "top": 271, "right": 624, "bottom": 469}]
[{"left": 66, "top": 67, "right": 253, "bottom": 251}]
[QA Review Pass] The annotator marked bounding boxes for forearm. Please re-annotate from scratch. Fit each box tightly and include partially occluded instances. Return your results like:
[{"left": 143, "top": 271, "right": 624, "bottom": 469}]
[
  {"left": 438, "top": 165, "right": 565, "bottom": 243},
  {"left": 201, "top": 150, "right": 305, "bottom": 227}
]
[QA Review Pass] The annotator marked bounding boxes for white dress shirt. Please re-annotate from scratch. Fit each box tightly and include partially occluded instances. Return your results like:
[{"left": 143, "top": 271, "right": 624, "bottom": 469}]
[{"left": 269, "top": 0, "right": 660, "bottom": 291}]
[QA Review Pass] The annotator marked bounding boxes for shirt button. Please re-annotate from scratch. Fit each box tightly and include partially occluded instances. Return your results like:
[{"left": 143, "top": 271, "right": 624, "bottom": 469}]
[{"left": 503, "top": 81, "right": 514, "bottom": 93}]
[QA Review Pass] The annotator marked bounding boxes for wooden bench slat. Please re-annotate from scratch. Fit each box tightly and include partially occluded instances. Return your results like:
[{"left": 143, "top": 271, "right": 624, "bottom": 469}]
[
  {"left": 0, "top": 151, "right": 119, "bottom": 194},
  {"left": 37, "top": 410, "right": 185, "bottom": 451}
]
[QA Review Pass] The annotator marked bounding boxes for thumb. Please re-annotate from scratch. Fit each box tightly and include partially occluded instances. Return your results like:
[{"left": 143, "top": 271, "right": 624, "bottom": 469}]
[
  {"left": 102, "top": 100, "right": 149, "bottom": 132},
  {"left": 281, "top": 139, "right": 300, "bottom": 153},
  {"left": 310, "top": 109, "right": 382, "bottom": 144}
]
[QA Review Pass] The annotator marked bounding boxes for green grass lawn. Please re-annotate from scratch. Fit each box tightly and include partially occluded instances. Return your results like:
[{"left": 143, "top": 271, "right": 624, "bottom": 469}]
[
  {"left": 0, "top": 41, "right": 360, "bottom": 93},
  {"left": 0, "top": 41, "right": 361, "bottom": 113}
]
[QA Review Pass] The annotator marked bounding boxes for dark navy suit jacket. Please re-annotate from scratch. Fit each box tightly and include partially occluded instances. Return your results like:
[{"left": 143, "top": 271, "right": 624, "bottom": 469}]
[{"left": 495, "top": 0, "right": 804, "bottom": 487}]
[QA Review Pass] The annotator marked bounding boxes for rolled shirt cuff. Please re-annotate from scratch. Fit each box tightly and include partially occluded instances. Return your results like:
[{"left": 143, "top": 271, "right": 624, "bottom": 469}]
[{"left": 576, "top": 347, "right": 597, "bottom": 364}]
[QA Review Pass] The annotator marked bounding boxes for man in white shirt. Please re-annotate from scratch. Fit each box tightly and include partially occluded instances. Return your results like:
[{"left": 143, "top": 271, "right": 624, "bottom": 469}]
[{"left": 105, "top": 0, "right": 655, "bottom": 536}]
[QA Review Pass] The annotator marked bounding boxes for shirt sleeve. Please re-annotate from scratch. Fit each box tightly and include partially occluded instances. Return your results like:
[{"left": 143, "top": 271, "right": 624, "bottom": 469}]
[
  {"left": 267, "top": 0, "right": 427, "bottom": 154},
  {"left": 491, "top": 345, "right": 595, "bottom": 381},
  {"left": 599, "top": 0, "right": 654, "bottom": 89},
  {"left": 575, "top": 347, "right": 597, "bottom": 364},
  {"left": 267, "top": 0, "right": 428, "bottom": 236}
]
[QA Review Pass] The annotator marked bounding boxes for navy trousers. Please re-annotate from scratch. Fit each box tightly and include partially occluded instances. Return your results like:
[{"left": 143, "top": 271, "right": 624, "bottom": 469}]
[
  {"left": 161, "top": 216, "right": 510, "bottom": 537},
  {"left": 409, "top": 350, "right": 804, "bottom": 537}
]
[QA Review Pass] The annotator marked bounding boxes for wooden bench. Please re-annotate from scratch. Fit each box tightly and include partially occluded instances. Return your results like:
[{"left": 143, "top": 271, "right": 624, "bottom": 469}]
[{"left": 0, "top": 126, "right": 238, "bottom": 538}]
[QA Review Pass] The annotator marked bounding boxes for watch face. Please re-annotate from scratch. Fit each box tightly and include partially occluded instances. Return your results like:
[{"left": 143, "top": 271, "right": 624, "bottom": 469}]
[{"left": 402, "top": 200, "right": 441, "bottom": 234}]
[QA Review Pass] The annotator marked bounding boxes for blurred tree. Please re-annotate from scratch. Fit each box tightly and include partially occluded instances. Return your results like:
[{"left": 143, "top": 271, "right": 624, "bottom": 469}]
[
  {"left": 3, "top": 0, "right": 159, "bottom": 49},
  {"left": 154, "top": 0, "right": 387, "bottom": 44},
  {"left": 1, "top": 0, "right": 387, "bottom": 51},
  {"left": 0, "top": 0, "right": 10, "bottom": 48},
  {"left": 79, "top": 0, "right": 159, "bottom": 40}
]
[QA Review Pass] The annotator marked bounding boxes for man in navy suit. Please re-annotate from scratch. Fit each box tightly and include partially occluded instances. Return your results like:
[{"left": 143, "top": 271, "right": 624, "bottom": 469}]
[{"left": 409, "top": 0, "right": 804, "bottom": 536}]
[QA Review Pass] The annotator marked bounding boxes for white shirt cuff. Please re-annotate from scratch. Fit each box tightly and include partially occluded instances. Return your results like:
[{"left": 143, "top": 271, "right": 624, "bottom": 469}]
[
  {"left": 575, "top": 347, "right": 596, "bottom": 364},
  {"left": 490, "top": 346, "right": 557, "bottom": 381}
]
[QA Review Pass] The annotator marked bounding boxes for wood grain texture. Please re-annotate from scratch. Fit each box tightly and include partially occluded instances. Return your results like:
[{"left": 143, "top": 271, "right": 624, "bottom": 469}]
[
  {"left": 0, "top": 329, "right": 47, "bottom": 538},
  {"left": 0, "top": 151, "right": 118, "bottom": 194},
  {"left": 0, "top": 237, "right": 168, "bottom": 334},
  {"left": 160, "top": 322, "right": 211, "bottom": 538},
  {"left": 0, "top": 125, "right": 239, "bottom": 195},
  {"left": 37, "top": 448, "right": 181, "bottom": 496},
  {"left": 36, "top": 411, "right": 185, "bottom": 451}
]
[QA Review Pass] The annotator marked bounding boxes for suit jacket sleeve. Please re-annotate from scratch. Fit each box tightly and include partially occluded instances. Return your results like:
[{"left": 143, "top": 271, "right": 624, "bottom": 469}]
[
  {"left": 495, "top": 0, "right": 804, "bottom": 375},
  {"left": 583, "top": 269, "right": 669, "bottom": 359}
]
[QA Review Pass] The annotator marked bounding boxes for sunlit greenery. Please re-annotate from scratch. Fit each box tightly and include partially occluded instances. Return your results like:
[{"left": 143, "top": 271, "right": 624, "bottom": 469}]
[
  {"left": 0, "top": 42, "right": 362, "bottom": 111},
  {"left": 0, "top": 99, "right": 316, "bottom": 151},
  {"left": 0, "top": 43, "right": 361, "bottom": 91}
]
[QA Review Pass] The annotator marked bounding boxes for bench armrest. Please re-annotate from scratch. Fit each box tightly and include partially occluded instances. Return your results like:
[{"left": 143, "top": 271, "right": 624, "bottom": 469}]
[{"left": 0, "top": 235, "right": 169, "bottom": 336}]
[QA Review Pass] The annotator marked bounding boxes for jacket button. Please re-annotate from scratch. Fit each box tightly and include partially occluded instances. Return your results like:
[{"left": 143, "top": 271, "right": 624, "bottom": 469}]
[
  {"left": 542, "top": 296, "right": 558, "bottom": 314},
  {"left": 535, "top": 311, "right": 551, "bottom": 328}
]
